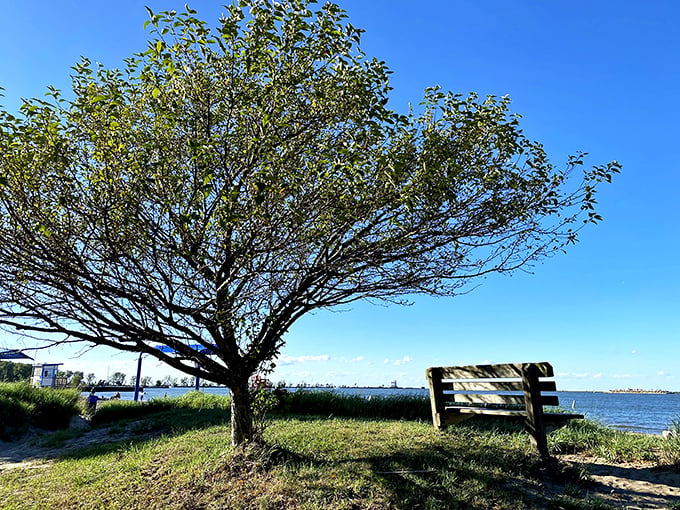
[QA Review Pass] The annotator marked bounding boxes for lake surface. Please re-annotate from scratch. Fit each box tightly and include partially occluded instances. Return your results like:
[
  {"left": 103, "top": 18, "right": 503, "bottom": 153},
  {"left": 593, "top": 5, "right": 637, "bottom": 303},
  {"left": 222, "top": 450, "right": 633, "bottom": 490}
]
[{"left": 90, "top": 387, "right": 680, "bottom": 435}]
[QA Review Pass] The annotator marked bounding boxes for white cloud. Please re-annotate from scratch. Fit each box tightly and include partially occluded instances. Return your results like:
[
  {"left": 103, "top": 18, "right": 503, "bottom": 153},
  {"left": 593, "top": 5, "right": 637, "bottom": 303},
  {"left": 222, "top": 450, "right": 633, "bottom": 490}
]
[
  {"left": 657, "top": 371, "right": 666, "bottom": 376},
  {"left": 383, "top": 358, "right": 390, "bottom": 364},
  {"left": 351, "top": 356, "right": 364, "bottom": 362},
  {"left": 393, "top": 355, "right": 412, "bottom": 366},
  {"left": 593, "top": 373, "right": 602, "bottom": 379},
  {"left": 278, "top": 354, "right": 330, "bottom": 366}
]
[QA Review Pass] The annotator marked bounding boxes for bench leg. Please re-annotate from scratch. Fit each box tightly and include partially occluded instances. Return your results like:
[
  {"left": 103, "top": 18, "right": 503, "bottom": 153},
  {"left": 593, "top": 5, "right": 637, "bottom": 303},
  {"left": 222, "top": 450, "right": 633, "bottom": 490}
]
[{"left": 522, "top": 364, "right": 549, "bottom": 458}]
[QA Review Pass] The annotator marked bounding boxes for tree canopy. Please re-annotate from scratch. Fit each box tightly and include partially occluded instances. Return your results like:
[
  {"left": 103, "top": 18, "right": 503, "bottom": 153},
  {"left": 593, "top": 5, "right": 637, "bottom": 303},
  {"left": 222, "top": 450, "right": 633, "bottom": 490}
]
[{"left": 0, "top": 0, "right": 619, "bottom": 444}]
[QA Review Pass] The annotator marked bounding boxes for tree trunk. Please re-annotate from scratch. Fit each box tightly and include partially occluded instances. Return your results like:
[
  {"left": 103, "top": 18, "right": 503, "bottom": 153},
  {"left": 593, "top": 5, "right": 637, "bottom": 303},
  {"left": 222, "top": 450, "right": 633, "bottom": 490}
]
[{"left": 230, "top": 377, "right": 253, "bottom": 446}]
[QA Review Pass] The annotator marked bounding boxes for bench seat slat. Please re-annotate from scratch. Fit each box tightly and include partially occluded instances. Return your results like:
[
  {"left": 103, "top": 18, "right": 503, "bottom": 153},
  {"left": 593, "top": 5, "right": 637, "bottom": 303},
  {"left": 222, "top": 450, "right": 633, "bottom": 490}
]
[
  {"left": 445, "top": 394, "right": 559, "bottom": 406},
  {"left": 543, "top": 412, "right": 584, "bottom": 424},
  {"left": 444, "top": 407, "right": 583, "bottom": 422},
  {"left": 444, "top": 406, "right": 528, "bottom": 417}
]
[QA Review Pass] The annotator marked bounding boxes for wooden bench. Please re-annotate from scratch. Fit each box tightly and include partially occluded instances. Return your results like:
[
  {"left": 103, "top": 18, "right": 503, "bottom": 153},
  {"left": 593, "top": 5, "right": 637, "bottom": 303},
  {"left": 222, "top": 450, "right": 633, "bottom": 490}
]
[{"left": 425, "top": 362, "right": 583, "bottom": 457}]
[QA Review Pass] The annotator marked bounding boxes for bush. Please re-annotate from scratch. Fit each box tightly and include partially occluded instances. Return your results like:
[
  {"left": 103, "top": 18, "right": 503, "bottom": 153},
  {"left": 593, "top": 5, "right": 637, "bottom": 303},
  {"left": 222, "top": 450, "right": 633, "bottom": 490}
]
[{"left": 0, "top": 382, "right": 81, "bottom": 439}]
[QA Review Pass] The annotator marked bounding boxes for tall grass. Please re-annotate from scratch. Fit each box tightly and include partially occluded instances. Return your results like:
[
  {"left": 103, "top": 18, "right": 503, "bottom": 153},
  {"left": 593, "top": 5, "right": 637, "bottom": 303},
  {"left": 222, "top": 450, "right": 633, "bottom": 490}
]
[
  {"left": 90, "top": 390, "right": 231, "bottom": 426},
  {"left": 0, "top": 382, "right": 81, "bottom": 439},
  {"left": 662, "top": 417, "right": 680, "bottom": 466},
  {"left": 276, "top": 389, "right": 431, "bottom": 421},
  {"left": 549, "top": 418, "right": 662, "bottom": 462}
]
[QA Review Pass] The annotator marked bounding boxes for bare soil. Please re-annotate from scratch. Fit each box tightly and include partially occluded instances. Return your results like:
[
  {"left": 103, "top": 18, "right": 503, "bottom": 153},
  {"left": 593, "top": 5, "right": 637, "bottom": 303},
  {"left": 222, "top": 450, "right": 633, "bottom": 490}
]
[{"left": 563, "top": 454, "right": 680, "bottom": 509}]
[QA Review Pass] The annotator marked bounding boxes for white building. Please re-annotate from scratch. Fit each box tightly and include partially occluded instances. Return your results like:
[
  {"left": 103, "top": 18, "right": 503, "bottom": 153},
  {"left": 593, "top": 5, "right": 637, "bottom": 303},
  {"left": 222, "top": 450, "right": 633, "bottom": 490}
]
[{"left": 31, "top": 363, "right": 65, "bottom": 387}]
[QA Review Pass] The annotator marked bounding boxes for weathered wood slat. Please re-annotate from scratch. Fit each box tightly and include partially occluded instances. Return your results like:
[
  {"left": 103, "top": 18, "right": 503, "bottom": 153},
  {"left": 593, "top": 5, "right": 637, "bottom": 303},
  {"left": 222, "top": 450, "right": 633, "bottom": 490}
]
[
  {"left": 441, "top": 380, "right": 557, "bottom": 392},
  {"left": 543, "top": 412, "right": 584, "bottom": 424},
  {"left": 436, "top": 362, "right": 554, "bottom": 379},
  {"left": 444, "top": 394, "right": 558, "bottom": 406},
  {"left": 448, "top": 381, "right": 524, "bottom": 392},
  {"left": 444, "top": 407, "right": 528, "bottom": 417},
  {"left": 451, "top": 394, "right": 525, "bottom": 405}
]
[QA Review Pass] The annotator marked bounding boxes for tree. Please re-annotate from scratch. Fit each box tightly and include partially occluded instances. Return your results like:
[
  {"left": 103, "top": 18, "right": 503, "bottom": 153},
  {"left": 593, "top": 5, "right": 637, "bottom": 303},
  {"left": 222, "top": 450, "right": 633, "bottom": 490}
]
[
  {"left": 58, "top": 369, "right": 85, "bottom": 386},
  {"left": 0, "top": 361, "right": 32, "bottom": 382},
  {"left": 161, "top": 375, "right": 177, "bottom": 387},
  {"left": 86, "top": 373, "right": 97, "bottom": 386},
  {"left": 0, "top": 1, "right": 619, "bottom": 446},
  {"left": 108, "top": 372, "right": 127, "bottom": 386},
  {"left": 70, "top": 371, "right": 84, "bottom": 387}
]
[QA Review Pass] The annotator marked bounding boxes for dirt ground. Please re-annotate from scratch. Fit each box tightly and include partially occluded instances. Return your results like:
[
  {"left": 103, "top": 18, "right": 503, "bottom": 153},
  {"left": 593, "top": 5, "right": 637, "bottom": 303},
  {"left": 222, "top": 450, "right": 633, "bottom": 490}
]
[
  {"left": 561, "top": 454, "right": 679, "bottom": 509},
  {"left": 1, "top": 421, "right": 679, "bottom": 509}
]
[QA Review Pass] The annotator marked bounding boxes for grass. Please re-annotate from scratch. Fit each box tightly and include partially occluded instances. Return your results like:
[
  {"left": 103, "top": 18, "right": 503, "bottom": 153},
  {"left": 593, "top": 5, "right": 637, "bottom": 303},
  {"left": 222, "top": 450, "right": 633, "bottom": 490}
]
[
  {"left": 277, "top": 389, "right": 431, "bottom": 421},
  {"left": 662, "top": 418, "right": 680, "bottom": 465},
  {"left": 0, "top": 382, "right": 82, "bottom": 439},
  {"left": 550, "top": 418, "right": 666, "bottom": 463},
  {"left": 0, "top": 415, "right": 589, "bottom": 510},
  {"left": 1, "top": 391, "right": 677, "bottom": 509}
]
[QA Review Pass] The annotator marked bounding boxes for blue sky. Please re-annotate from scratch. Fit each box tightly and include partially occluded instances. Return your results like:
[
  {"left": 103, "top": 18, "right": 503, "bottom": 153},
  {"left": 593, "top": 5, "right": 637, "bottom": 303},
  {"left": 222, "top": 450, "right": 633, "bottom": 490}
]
[{"left": 1, "top": 1, "right": 678, "bottom": 390}]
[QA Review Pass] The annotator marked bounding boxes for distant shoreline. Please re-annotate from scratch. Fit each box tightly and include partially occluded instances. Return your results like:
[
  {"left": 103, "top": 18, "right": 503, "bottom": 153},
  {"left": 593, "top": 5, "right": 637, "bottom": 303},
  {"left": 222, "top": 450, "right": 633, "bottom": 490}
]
[{"left": 608, "top": 388, "right": 676, "bottom": 395}]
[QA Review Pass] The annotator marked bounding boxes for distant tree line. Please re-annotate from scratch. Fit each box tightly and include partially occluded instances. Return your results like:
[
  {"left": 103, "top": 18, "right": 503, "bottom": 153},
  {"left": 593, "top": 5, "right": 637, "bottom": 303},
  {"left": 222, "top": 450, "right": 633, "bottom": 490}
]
[{"left": 0, "top": 361, "right": 32, "bottom": 382}]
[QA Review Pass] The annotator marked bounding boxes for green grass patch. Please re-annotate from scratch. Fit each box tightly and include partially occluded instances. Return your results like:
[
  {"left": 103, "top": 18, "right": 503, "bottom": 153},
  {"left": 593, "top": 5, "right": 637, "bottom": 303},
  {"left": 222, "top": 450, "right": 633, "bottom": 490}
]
[
  {"left": 550, "top": 418, "right": 663, "bottom": 463},
  {"left": 90, "top": 391, "right": 231, "bottom": 427},
  {"left": 0, "top": 415, "right": 593, "bottom": 510},
  {"left": 662, "top": 417, "right": 680, "bottom": 467},
  {"left": 0, "top": 382, "right": 81, "bottom": 439},
  {"left": 276, "top": 389, "right": 431, "bottom": 421},
  {"left": 1, "top": 393, "right": 673, "bottom": 509}
]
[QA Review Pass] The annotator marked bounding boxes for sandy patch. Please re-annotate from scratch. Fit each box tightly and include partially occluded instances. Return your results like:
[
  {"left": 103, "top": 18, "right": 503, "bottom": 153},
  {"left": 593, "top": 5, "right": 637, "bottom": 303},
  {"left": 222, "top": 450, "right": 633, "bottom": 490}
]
[
  {"left": 562, "top": 454, "right": 680, "bottom": 509},
  {"left": 0, "top": 416, "right": 157, "bottom": 471}
]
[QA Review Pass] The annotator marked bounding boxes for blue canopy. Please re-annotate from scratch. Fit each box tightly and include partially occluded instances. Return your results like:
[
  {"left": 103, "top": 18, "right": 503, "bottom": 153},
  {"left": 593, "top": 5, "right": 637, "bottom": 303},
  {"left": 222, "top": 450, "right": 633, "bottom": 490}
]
[
  {"left": 153, "top": 344, "right": 215, "bottom": 355},
  {"left": 0, "top": 350, "right": 34, "bottom": 360}
]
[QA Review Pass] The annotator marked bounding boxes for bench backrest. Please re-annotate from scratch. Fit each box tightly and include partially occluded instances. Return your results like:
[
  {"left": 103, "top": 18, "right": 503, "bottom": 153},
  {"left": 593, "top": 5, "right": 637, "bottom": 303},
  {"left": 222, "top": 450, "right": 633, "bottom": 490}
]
[{"left": 426, "top": 362, "right": 560, "bottom": 423}]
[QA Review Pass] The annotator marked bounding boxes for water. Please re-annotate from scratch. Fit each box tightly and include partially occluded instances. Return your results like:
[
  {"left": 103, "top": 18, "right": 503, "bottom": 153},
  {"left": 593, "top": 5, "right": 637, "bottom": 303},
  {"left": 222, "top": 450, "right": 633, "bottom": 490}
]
[{"left": 88, "top": 387, "right": 680, "bottom": 435}]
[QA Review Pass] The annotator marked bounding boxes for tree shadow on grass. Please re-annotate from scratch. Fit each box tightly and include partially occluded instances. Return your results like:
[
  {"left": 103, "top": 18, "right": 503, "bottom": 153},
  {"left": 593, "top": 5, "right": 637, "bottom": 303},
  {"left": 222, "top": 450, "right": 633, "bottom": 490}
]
[
  {"left": 259, "top": 418, "right": 595, "bottom": 510},
  {"left": 349, "top": 445, "right": 574, "bottom": 509}
]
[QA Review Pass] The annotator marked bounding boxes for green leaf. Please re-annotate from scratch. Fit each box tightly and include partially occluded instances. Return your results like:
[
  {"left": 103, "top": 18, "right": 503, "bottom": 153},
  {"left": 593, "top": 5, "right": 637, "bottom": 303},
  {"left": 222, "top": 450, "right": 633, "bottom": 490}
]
[{"left": 152, "top": 88, "right": 161, "bottom": 99}]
